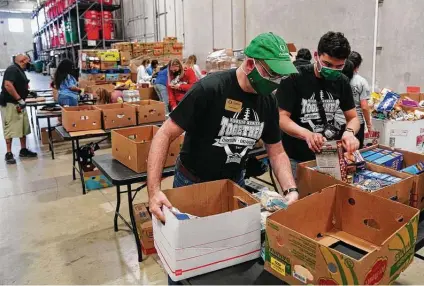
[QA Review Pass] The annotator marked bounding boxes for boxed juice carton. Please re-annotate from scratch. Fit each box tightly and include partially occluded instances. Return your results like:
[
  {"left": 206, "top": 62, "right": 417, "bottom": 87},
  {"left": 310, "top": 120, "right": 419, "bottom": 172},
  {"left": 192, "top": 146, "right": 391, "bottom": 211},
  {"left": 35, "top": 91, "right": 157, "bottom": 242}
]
[
  {"left": 153, "top": 179, "right": 261, "bottom": 281},
  {"left": 264, "top": 184, "right": 419, "bottom": 285}
]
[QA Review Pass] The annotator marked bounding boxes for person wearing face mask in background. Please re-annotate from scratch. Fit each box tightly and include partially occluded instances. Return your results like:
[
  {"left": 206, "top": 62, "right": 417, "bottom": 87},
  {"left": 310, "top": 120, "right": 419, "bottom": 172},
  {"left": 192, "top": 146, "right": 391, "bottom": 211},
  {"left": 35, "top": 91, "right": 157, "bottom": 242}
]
[
  {"left": 148, "top": 32, "right": 299, "bottom": 235},
  {"left": 0, "top": 54, "right": 37, "bottom": 164},
  {"left": 275, "top": 31, "right": 360, "bottom": 179},
  {"left": 166, "top": 58, "right": 197, "bottom": 111}
]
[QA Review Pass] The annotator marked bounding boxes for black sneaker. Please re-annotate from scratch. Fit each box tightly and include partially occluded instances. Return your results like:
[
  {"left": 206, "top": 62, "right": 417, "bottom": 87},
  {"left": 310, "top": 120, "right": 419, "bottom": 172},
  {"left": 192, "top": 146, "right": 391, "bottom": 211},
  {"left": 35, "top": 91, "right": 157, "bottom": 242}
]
[
  {"left": 19, "top": 148, "right": 38, "bottom": 158},
  {"left": 5, "top": 152, "right": 16, "bottom": 164}
]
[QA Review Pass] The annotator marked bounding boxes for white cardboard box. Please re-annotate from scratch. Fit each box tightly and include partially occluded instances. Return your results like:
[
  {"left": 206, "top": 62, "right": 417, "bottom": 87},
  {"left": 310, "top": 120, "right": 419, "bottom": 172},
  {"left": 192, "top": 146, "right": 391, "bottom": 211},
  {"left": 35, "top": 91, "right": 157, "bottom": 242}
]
[
  {"left": 152, "top": 180, "right": 261, "bottom": 281},
  {"left": 372, "top": 118, "right": 424, "bottom": 154}
]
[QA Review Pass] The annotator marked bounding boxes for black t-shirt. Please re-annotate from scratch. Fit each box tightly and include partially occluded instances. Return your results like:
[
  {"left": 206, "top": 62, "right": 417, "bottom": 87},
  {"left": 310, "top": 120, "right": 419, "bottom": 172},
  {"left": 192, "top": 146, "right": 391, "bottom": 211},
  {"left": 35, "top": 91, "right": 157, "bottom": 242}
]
[
  {"left": 170, "top": 69, "right": 281, "bottom": 181},
  {"left": 275, "top": 64, "right": 355, "bottom": 162},
  {"left": 1, "top": 64, "right": 29, "bottom": 104}
]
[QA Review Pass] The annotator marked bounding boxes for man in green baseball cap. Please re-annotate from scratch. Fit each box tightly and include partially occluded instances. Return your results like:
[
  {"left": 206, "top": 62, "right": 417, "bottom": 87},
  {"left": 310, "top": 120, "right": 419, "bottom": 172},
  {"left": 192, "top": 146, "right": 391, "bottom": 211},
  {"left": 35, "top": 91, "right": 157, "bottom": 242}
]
[{"left": 147, "top": 33, "right": 299, "bottom": 254}]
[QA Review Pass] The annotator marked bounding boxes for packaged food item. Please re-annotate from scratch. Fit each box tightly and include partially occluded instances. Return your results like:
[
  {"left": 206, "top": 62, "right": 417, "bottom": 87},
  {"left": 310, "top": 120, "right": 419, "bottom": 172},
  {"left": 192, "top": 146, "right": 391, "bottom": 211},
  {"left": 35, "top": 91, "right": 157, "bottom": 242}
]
[
  {"left": 376, "top": 91, "right": 401, "bottom": 112},
  {"left": 402, "top": 162, "right": 424, "bottom": 175},
  {"left": 252, "top": 190, "right": 288, "bottom": 212},
  {"left": 170, "top": 207, "right": 198, "bottom": 220}
]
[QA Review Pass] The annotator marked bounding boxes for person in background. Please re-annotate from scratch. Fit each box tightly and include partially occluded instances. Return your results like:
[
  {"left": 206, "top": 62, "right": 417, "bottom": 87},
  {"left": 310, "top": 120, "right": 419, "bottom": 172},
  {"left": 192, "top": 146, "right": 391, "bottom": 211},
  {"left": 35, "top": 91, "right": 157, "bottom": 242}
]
[
  {"left": 293, "top": 48, "right": 312, "bottom": 68},
  {"left": 146, "top": 59, "right": 159, "bottom": 76},
  {"left": 54, "top": 59, "right": 81, "bottom": 106},
  {"left": 96, "top": 88, "right": 112, "bottom": 104},
  {"left": 335, "top": 51, "right": 372, "bottom": 149},
  {"left": 276, "top": 31, "right": 360, "bottom": 179},
  {"left": 185, "top": 55, "right": 203, "bottom": 79},
  {"left": 153, "top": 64, "right": 170, "bottom": 113},
  {"left": 137, "top": 59, "right": 151, "bottom": 83},
  {"left": 0, "top": 54, "right": 37, "bottom": 164},
  {"left": 167, "top": 58, "right": 197, "bottom": 111}
]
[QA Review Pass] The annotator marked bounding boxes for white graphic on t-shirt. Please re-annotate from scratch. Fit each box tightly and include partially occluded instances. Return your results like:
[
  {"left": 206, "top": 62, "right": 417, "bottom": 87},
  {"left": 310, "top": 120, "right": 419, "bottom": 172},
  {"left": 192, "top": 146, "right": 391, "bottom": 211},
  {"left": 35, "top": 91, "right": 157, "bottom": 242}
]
[
  {"left": 214, "top": 108, "right": 263, "bottom": 164},
  {"left": 300, "top": 90, "right": 340, "bottom": 133}
]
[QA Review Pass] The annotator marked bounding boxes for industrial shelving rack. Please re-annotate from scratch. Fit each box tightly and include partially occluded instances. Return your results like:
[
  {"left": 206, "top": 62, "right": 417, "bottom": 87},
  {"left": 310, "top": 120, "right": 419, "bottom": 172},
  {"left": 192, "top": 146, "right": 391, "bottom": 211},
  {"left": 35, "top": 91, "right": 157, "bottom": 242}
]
[{"left": 32, "top": 0, "right": 125, "bottom": 69}]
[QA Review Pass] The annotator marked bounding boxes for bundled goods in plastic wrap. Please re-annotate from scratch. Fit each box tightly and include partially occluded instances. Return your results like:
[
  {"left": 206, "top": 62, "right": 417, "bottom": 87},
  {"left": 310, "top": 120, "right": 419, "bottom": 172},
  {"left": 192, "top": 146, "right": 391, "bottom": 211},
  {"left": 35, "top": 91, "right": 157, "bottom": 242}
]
[{"left": 205, "top": 49, "right": 245, "bottom": 73}]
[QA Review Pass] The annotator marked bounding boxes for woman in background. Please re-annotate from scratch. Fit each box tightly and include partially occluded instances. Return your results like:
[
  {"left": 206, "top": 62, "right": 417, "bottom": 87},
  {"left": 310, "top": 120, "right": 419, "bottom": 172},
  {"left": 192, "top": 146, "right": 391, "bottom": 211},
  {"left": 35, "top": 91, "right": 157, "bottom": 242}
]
[
  {"left": 53, "top": 59, "right": 81, "bottom": 106},
  {"left": 154, "top": 64, "right": 170, "bottom": 113},
  {"left": 167, "top": 58, "right": 197, "bottom": 111},
  {"left": 185, "top": 55, "right": 203, "bottom": 80},
  {"left": 96, "top": 88, "right": 112, "bottom": 105},
  {"left": 137, "top": 59, "right": 151, "bottom": 83}
]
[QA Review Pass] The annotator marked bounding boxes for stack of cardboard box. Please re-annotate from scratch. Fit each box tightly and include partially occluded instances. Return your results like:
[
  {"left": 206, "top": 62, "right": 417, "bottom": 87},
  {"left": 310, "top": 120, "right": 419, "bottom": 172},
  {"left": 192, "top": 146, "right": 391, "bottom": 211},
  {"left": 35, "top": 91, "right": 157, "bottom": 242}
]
[{"left": 133, "top": 203, "right": 156, "bottom": 255}]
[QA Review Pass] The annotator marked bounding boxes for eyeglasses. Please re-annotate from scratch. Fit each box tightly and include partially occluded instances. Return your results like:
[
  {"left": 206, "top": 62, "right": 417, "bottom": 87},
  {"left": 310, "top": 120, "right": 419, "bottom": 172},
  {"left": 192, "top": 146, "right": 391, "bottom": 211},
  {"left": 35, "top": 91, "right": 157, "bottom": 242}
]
[{"left": 256, "top": 60, "right": 287, "bottom": 81}]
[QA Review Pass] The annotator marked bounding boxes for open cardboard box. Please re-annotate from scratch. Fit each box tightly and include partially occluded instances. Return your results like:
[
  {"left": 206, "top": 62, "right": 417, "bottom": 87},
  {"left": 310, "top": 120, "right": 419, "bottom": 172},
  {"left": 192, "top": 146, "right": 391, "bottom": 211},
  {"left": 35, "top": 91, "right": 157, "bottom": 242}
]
[
  {"left": 126, "top": 100, "right": 166, "bottom": 124},
  {"left": 297, "top": 160, "right": 415, "bottom": 206},
  {"left": 62, "top": 106, "right": 102, "bottom": 132},
  {"left": 361, "top": 144, "right": 424, "bottom": 210},
  {"left": 265, "top": 184, "right": 419, "bottom": 285},
  {"left": 95, "top": 103, "right": 137, "bottom": 130},
  {"left": 153, "top": 179, "right": 261, "bottom": 281},
  {"left": 111, "top": 125, "right": 183, "bottom": 173},
  {"left": 138, "top": 87, "right": 158, "bottom": 100}
]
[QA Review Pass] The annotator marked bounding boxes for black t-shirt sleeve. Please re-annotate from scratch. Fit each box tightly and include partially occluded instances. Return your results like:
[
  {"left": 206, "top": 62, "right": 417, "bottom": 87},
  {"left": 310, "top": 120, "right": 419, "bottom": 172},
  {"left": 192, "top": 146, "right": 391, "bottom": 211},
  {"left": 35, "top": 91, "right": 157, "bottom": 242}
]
[
  {"left": 3, "top": 67, "right": 17, "bottom": 83},
  {"left": 340, "top": 78, "right": 355, "bottom": 112},
  {"left": 275, "top": 75, "right": 297, "bottom": 113},
  {"left": 261, "top": 95, "right": 281, "bottom": 145},
  {"left": 169, "top": 82, "right": 209, "bottom": 132}
]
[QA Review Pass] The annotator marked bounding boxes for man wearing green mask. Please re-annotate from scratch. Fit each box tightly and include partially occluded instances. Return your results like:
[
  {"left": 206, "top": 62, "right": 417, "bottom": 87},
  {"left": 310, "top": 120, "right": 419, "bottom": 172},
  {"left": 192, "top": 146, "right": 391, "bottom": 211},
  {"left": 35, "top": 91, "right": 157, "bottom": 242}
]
[
  {"left": 147, "top": 32, "right": 299, "bottom": 227},
  {"left": 276, "top": 31, "right": 360, "bottom": 178}
]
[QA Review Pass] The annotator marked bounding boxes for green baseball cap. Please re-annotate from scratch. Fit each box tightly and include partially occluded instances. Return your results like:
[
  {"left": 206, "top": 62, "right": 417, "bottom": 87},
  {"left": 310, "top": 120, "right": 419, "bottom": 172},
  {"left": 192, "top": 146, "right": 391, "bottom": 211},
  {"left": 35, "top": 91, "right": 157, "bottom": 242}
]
[{"left": 244, "top": 32, "right": 298, "bottom": 76}]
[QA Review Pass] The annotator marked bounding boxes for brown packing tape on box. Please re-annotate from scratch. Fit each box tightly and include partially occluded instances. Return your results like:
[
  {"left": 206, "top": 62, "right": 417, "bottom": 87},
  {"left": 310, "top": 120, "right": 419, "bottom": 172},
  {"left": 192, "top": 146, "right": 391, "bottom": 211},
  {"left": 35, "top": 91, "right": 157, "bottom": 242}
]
[
  {"left": 265, "top": 184, "right": 419, "bottom": 285},
  {"left": 297, "top": 160, "right": 415, "bottom": 206},
  {"left": 360, "top": 144, "right": 424, "bottom": 210}
]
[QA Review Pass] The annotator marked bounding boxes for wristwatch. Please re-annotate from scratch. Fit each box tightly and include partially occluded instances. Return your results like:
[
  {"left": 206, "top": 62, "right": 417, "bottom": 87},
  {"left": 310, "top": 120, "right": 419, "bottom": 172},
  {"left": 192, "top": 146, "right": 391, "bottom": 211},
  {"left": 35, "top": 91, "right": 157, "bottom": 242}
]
[
  {"left": 283, "top": 188, "right": 298, "bottom": 196},
  {"left": 345, "top": 127, "right": 355, "bottom": 135}
]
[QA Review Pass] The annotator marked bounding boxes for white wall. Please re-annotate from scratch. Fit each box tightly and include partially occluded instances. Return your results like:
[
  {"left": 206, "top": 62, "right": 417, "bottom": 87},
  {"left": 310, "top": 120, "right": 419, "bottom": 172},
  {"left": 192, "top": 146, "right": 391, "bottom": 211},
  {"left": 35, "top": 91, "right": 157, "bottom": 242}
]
[{"left": 0, "top": 13, "right": 34, "bottom": 69}]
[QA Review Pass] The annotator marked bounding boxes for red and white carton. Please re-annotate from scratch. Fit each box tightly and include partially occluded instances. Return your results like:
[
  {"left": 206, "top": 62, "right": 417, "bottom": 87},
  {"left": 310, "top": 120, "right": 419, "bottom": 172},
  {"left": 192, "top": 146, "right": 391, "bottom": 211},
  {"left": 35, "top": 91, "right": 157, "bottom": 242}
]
[{"left": 152, "top": 180, "right": 261, "bottom": 281}]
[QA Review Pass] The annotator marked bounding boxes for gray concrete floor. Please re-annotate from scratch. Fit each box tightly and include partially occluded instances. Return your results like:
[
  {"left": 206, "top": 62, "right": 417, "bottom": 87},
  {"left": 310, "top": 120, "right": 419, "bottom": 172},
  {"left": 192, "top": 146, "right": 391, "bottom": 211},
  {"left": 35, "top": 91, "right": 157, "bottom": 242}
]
[{"left": 0, "top": 72, "right": 423, "bottom": 284}]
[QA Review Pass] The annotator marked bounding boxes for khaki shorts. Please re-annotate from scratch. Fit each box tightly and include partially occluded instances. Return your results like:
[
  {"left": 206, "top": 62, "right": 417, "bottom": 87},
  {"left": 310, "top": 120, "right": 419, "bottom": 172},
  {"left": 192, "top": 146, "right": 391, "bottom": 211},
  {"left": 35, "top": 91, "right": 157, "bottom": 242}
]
[{"left": 1, "top": 103, "right": 31, "bottom": 139}]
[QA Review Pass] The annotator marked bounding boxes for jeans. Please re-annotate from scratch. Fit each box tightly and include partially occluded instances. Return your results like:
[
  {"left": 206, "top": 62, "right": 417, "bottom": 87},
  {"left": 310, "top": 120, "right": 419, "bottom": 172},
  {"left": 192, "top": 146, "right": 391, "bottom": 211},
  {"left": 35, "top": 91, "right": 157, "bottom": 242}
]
[
  {"left": 290, "top": 158, "right": 299, "bottom": 180},
  {"left": 168, "top": 167, "right": 245, "bottom": 285},
  {"left": 58, "top": 95, "right": 78, "bottom": 106},
  {"left": 154, "top": 84, "right": 169, "bottom": 114}
]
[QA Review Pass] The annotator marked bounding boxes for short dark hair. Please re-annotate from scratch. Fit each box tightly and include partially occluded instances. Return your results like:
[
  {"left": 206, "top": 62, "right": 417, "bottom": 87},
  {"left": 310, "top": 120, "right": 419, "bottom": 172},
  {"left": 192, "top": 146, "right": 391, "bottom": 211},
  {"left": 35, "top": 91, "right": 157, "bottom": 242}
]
[
  {"left": 151, "top": 59, "right": 159, "bottom": 68},
  {"left": 348, "top": 51, "right": 363, "bottom": 70},
  {"left": 342, "top": 60, "right": 354, "bottom": 80},
  {"left": 318, "top": 31, "right": 351, "bottom": 60},
  {"left": 296, "top": 48, "right": 312, "bottom": 61}
]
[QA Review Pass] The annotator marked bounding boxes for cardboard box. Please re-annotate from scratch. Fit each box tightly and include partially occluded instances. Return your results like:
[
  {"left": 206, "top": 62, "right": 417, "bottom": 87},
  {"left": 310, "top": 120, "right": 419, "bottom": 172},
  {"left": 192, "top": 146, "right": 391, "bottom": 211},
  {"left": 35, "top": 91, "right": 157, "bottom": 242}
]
[
  {"left": 111, "top": 42, "right": 132, "bottom": 51},
  {"left": 100, "top": 61, "right": 118, "bottom": 70},
  {"left": 41, "top": 127, "right": 64, "bottom": 145},
  {"left": 131, "top": 72, "right": 137, "bottom": 83},
  {"left": 133, "top": 203, "right": 156, "bottom": 255},
  {"left": 93, "top": 73, "right": 106, "bottom": 82},
  {"left": 112, "top": 125, "right": 184, "bottom": 173},
  {"left": 264, "top": 184, "right": 419, "bottom": 285},
  {"left": 138, "top": 86, "right": 158, "bottom": 100},
  {"left": 105, "top": 73, "right": 119, "bottom": 82},
  {"left": 120, "top": 51, "right": 131, "bottom": 66},
  {"left": 132, "top": 42, "right": 145, "bottom": 51},
  {"left": 78, "top": 79, "right": 96, "bottom": 89},
  {"left": 297, "top": 160, "right": 415, "bottom": 206},
  {"left": 361, "top": 144, "right": 424, "bottom": 210},
  {"left": 127, "top": 100, "right": 166, "bottom": 124},
  {"left": 98, "top": 50, "right": 120, "bottom": 62},
  {"left": 95, "top": 103, "right": 137, "bottom": 130},
  {"left": 163, "top": 36, "right": 177, "bottom": 43},
  {"left": 153, "top": 179, "right": 261, "bottom": 281},
  {"left": 62, "top": 106, "right": 102, "bottom": 132},
  {"left": 118, "top": 73, "right": 131, "bottom": 81},
  {"left": 153, "top": 48, "right": 164, "bottom": 56}
]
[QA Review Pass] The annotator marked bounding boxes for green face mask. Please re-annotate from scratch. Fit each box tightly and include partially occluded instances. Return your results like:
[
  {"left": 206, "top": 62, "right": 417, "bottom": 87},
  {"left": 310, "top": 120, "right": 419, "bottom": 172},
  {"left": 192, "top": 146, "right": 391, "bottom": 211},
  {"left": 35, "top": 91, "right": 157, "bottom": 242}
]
[
  {"left": 246, "top": 67, "right": 280, "bottom": 96},
  {"left": 317, "top": 58, "right": 343, "bottom": 81}
]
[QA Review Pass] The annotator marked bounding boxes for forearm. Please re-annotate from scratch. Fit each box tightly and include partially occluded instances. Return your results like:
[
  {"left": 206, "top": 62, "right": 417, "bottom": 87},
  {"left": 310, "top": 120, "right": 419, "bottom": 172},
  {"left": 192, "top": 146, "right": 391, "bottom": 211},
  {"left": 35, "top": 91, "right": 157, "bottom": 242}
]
[
  {"left": 5, "top": 83, "right": 21, "bottom": 101},
  {"left": 280, "top": 115, "right": 311, "bottom": 140},
  {"left": 147, "top": 131, "right": 172, "bottom": 197},
  {"left": 70, "top": 86, "right": 81, "bottom": 92},
  {"left": 269, "top": 151, "right": 296, "bottom": 191},
  {"left": 361, "top": 102, "right": 372, "bottom": 127},
  {"left": 346, "top": 116, "right": 360, "bottom": 134}
]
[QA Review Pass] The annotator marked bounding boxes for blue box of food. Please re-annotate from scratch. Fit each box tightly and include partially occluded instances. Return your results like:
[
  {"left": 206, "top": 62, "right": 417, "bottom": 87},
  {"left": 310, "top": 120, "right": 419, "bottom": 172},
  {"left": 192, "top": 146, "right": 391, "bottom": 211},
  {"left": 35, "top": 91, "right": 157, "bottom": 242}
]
[
  {"left": 365, "top": 152, "right": 387, "bottom": 162},
  {"left": 373, "top": 153, "right": 403, "bottom": 170}
]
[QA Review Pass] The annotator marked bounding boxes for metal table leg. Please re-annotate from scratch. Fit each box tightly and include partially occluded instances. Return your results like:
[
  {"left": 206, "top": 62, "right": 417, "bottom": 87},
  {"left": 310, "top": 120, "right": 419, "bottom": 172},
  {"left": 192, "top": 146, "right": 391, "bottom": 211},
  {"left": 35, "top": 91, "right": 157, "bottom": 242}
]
[
  {"left": 128, "top": 184, "right": 143, "bottom": 262},
  {"left": 75, "top": 139, "right": 87, "bottom": 195},
  {"left": 114, "top": 185, "right": 121, "bottom": 232},
  {"left": 72, "top": 139, "right": 76, "bottom": 180},
  {"left": 47, "top": 117, "right": 55, "bottom": 160}
]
